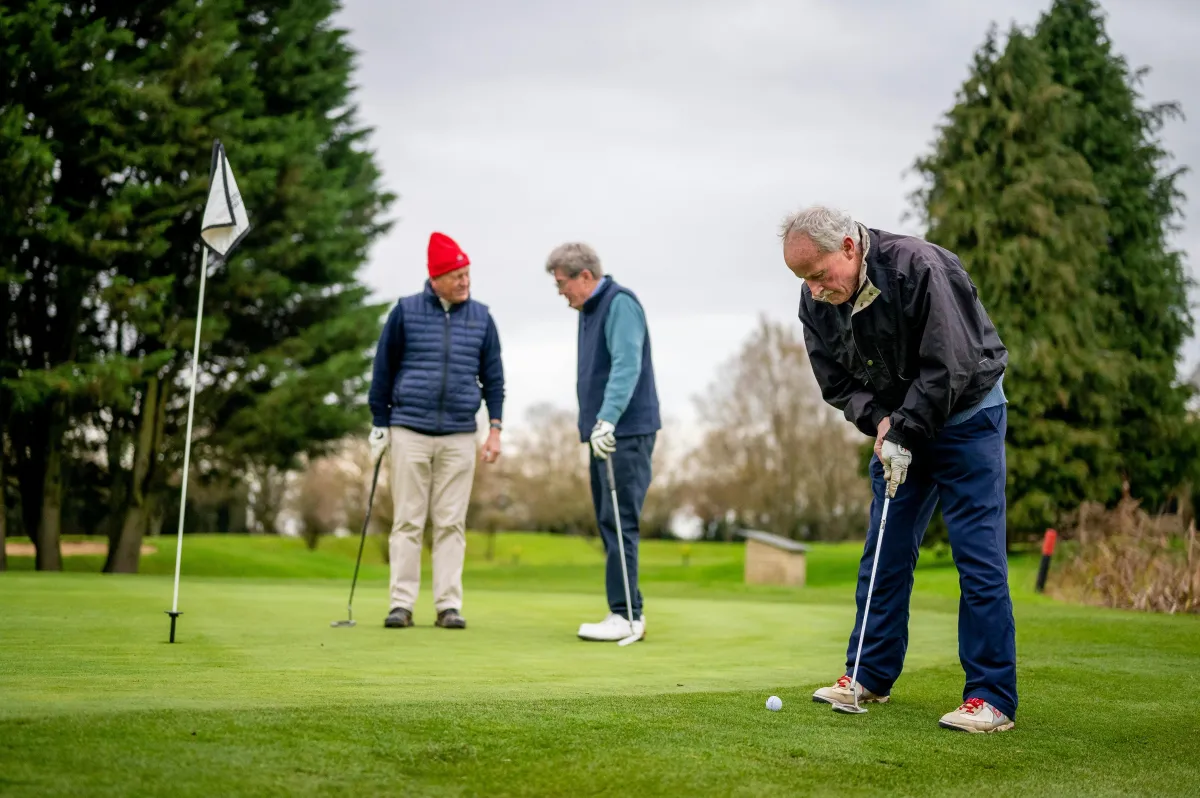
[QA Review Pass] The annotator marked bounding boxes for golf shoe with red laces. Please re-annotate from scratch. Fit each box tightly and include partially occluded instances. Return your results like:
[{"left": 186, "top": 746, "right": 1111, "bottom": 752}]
[
  {"left": 811, "top": 675, "right": 889, "bottom": 705},
  {"left": 938, "top": 697, "right": 1014, "bottom": 733}
]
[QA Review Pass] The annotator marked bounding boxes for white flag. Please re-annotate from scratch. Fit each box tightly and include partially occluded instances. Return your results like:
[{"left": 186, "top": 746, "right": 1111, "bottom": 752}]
[{"left": 200, "top": 139, "right": 251, "bottom": 261}]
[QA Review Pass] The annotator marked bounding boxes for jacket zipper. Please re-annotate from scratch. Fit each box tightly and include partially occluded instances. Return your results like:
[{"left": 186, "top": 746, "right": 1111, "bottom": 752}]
[{"left": 436, "top": 307, "right": 450, "bottom": 431}]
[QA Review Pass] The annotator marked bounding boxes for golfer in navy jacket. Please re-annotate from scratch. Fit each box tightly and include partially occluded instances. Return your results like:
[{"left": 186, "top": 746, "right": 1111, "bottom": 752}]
[
  {"left": 545, "top": 242, "right": 660, "bottom": 642},
  {"left": 367, "top": 232, "right": 505, "bottom": 631},
  {"left": 782, "top": 205, "right": 1017, "bottom": 733}
]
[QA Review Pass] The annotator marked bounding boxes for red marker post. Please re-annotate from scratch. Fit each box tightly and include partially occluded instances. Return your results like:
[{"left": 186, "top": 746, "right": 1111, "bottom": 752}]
[{"left": 1035, "top": 528, "right": 1057, "bottom": 592}]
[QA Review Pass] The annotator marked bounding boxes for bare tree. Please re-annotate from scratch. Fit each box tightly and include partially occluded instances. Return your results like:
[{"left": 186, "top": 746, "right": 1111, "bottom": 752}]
[
  {"left": 505, "top": 404, "right": 596, "bottom": 536},
  {"left": 685, "top": 315, "right": 870, "bottom": 541}
]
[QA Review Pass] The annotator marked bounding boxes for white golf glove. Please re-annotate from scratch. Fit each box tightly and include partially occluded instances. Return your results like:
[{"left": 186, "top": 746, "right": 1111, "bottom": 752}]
[
  {"left": 880, "top": 439, "right": 912, "bottom": 498},
  {"left": 589, "top": 419, "right": 617, "bottom": 460},
  {"left": 368, "top": 426, "right": 389, "bottom": 463}
]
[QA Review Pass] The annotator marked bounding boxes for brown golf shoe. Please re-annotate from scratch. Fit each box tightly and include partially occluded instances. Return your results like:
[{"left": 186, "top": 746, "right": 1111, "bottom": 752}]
[
  {"left": 435, "top": 609, "right": 467, "bottom": 629},
  {"left": 384, "top": 607, "right": 413, "bottom": 628}
]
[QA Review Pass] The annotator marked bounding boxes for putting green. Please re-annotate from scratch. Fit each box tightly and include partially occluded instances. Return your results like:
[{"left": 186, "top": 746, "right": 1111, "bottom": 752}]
[{"left": 1, "top": 533, "right": 1197, "bottom": 797}]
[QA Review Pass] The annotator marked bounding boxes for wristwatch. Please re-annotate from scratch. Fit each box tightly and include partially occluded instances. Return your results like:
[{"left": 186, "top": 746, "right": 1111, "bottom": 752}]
[{"left": 489, "top": 420, "right": 502, "bottom": 431}]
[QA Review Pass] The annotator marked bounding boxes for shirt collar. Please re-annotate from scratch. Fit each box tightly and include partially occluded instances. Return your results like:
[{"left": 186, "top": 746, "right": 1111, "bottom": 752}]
[
  {"left": 589, "top": 275, "right": 610, "bottom": 299},
  {"left": 850, "top": 224, "right": 881, "bottom": 315}
]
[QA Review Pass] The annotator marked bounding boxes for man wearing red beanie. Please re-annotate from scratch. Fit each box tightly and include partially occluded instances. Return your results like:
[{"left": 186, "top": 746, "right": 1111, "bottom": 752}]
[{"left": 367, "top": 232, "right": 505, "bottom": 630}]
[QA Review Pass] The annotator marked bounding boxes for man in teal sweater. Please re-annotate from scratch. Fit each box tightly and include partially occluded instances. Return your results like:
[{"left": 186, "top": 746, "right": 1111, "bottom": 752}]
[{"left": 546, "top": 242, "right": 661, "bottom": 642}]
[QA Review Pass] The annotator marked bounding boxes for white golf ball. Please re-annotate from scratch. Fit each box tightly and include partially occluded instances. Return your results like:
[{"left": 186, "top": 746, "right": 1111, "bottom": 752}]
[{"left": 766, "top": 695, "right": 782, "bottom": 712}]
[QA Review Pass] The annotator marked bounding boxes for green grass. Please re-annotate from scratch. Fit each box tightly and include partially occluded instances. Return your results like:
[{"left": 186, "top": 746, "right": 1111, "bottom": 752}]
[{"left": 2, "top": 532, "right": 1198, "bottom": 797}]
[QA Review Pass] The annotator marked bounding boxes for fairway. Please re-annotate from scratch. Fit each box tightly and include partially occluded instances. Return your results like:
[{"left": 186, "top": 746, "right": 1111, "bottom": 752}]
[{"left": 2, "top": 533, "right": 1198, "bottom": 797}]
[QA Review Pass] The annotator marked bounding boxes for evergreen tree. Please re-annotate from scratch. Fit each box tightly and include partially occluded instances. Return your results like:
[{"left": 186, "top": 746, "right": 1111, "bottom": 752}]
[
  {"left": 0, "top": 0, "right": 178, "bottom": 569},
  {"left": 2, "top": 1, "right": 393, "bottom": 571},
  {"left": 203, "top": 0, "right": 394, "bottom": 478},
  {"left": 910, "top": 25, "right": 1132, "bottom": 533},
  {"left": 1034, "top": 0, "right": 1197, "bottom": 509},
  {"left": 97, "top": 0, "right": 393, "bottom": 569}
]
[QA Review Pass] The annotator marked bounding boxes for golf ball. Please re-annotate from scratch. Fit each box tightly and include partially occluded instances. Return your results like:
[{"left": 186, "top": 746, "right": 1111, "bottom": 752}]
[{"left": 766, "top": 695, "right": 782, "bottom": 712}]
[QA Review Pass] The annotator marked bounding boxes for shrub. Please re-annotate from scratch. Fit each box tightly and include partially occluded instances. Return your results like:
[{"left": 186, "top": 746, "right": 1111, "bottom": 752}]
[{"left": 1049, "top": 497, "right": 1199, "bottom": 614}]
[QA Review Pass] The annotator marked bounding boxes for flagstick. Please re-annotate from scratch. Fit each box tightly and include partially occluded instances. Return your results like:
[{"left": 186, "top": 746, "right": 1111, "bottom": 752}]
[{"left": 166, "top": 246, "right": 209, "bottom": 643}]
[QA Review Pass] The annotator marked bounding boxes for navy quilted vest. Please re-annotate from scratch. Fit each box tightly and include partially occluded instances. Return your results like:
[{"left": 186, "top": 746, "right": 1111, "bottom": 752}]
[
  {"left": 576, "top": 277, "right": 662, "bottom": 441},
  {"left": 390, "top": 281, "right": 490, "bottom": 434}
]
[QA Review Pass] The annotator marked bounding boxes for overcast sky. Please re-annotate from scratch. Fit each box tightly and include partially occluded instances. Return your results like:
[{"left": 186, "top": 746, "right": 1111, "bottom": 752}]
[{"left": 335, "top": 0, "right": 1200, "bottom": 437}]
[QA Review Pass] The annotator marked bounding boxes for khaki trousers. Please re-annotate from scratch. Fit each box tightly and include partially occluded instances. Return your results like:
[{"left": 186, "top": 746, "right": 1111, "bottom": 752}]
[{"left": 388, "top": 427, "right": 477, "bottom": 613}]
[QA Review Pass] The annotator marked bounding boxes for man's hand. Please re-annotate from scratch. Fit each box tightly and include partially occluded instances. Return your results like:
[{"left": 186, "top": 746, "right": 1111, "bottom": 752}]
[
  {"left": 482, "top": 428, "right": 502, "bottom": 464},
  {"left": 368, "top": 426, "right": 389, "bottom": 463},
  {"left": 879, "top": 439, "right": 912, "bottom": 498},
  {"left": 589, "top": 420, "right": 616, "bottom": 460},
  {"left": 874, "top": 416, "right": 891, "bottom": 461}
]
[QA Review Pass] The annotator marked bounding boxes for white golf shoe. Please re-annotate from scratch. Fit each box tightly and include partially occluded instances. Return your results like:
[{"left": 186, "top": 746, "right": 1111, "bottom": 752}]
[
  {"left": 938, "top": 697, "right": 1014, "bottom": 733},
  {"left": 811, "top": 674, "right": 889, "bottom": 705},
  {"left": 577, "top": 612, "right": 645, "bottom": 642}
]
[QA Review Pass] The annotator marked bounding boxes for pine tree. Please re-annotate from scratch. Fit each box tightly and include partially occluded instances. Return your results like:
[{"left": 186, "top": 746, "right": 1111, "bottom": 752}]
[
  {"left": 2, "top": 1, "right": 393, "bottom": 571},
  {"left": 910, "top": 25, "right": 1132, "bottom": 532},
  {"left": 94, "top": 0, "right": 394, "bottom": 566},
  {"left": 1034, "top": 0, "right": 1197, "bottom": 510},
  {"left": 96, "top": 0, "right": 260, "bottom": 572},
  {"left": 0, "top": 0, "right": 179, "bottom": 569},
  {"left": 202, "top": 0, "right": 394, "bottom": 478}
]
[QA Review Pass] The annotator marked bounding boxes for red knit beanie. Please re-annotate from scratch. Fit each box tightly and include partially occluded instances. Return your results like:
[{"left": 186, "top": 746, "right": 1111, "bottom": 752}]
[{"left": 428, "top": 232, "right": 470, "bottom": 278}]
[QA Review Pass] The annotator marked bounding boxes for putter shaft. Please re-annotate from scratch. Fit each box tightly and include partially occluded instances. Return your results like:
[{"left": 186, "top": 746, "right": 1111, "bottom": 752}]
[
  {"left": 333, "top": 453, "right": 383, "bottom": 627},
  {"left": 606, "top": 457, "right": 640, "bottom": 646},
  {"left": 842, "top": 495, "right": 890, "bottom": 713}
]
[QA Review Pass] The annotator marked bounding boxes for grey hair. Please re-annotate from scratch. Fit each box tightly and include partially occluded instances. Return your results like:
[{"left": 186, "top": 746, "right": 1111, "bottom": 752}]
[
  {"left": 545, "top": 242, "right": 604, "bottom": 279},
  {"left": 779, "top": 205, "right": 857, "bottom": 252}
]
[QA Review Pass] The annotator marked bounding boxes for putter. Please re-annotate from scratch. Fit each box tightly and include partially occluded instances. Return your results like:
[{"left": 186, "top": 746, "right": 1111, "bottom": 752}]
[
  {"left": 605, "top": 456, "right": 642, "bottom": 647},
  {"left": 832, "top": 495, "right": 890, "bottom": 715},
  {"left": 331, "top": 452, "right": 384, "bottom": 628}
]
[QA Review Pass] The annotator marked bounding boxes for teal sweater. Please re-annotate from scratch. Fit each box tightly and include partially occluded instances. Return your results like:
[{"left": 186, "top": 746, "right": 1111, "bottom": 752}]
[{"left": 589, "top": 277, "right": 646, "bottom": 425}]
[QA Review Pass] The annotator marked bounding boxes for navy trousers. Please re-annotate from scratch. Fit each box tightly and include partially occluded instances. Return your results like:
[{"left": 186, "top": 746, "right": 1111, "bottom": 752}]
[
  {"left": 588, "top": 433, "right": 655, "bottom": 618},
  {"left": 845, "top": 404, "right": 1017, "bottom": 719}
]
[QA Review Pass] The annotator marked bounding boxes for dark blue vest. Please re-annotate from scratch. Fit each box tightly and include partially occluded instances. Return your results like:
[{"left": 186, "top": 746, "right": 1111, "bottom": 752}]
[
  {"left": 576, "top": 277, "right": 661, "bottom": 442},
  {"left": 390, "top": 281, "right": 490, "bottom": 434}
]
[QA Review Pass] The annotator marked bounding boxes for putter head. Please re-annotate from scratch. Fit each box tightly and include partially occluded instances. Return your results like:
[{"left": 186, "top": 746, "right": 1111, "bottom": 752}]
[
  {"left": 330, "top": 619, "right": 356, "bottom": 628},
  {"left": 831, "top": 701, "right": 867, "bottom": 715},
  {"left": 617, "top": 634, "right": 640, "bottom": 647}
]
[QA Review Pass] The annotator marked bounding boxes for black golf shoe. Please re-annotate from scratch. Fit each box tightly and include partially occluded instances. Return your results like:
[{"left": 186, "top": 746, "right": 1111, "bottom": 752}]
[
  {"left": 435, "top": 609, "right": 467, "bottom": 629},
  {"left": 384, "top": 607, "right": 413, "bottom": 628}
]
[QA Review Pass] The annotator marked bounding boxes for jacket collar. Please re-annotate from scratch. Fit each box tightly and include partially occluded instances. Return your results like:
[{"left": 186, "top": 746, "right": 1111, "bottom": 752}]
[{"left": 850, "top": 225, "right": 881, "bottom": 316}]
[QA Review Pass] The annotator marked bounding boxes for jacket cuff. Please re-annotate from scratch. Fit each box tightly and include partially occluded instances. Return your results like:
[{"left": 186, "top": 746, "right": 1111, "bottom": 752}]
[
  {"left": 372, "top": 415, "right": 390, "bottom": 428},
  {"left": 870, "top": 407, "right": 890, "bottom": 433},
  {"left": 884, "top": 425, "right": 917, "bottom": 450}
]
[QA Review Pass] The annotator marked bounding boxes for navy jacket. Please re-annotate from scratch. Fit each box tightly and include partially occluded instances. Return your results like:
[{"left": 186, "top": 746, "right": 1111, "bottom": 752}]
[
  {"left": 798, "top": 228, "right": 1006, "bottom": 449},
  {"left": 368, "top": 281, "right": 504, "bottom": 435},
  {"left": 577, "top": 277, "right": 661, "bottom": 442}
]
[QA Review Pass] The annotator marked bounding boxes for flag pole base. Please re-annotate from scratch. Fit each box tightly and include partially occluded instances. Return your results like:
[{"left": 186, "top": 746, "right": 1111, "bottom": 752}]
[{"left": 165, "top": 611, "right": 182, "bottom": 643}]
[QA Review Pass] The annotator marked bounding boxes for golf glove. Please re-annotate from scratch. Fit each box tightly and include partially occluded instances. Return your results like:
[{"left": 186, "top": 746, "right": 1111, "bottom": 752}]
[
  {"left": 368, "top": 426, "right": 389, "bottom": 463},
  {"left": 589, "top": 419, "right": 617, "bottom": 460},
  {"left": 880, "top": 439, "right": 912, "bottom": 498}
]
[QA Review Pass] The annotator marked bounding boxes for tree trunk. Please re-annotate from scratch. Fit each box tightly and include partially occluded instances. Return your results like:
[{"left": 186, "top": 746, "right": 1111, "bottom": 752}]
[
  {"left": 107, "top": 504, "right": 148, "bottom": 574},
  {"left": 100, "top": 408, "right": 130, "bottom": 555},
  {"left": 105, "top": 379, "right": 160, "bottom": 574},
  {"left": 15, "top": 413, "right": 48, "bottom": 557},
  {"left": 0, "top": 440, "right": 7, "bottom": 572},
  {"left": 38, "top": 438, "right": 64, "bottom": 571}
]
